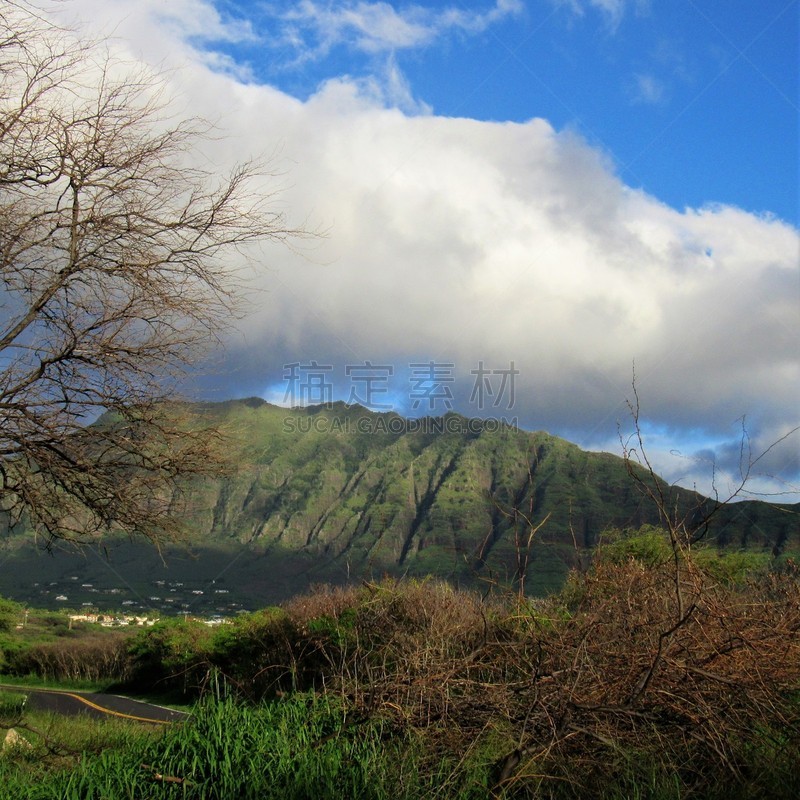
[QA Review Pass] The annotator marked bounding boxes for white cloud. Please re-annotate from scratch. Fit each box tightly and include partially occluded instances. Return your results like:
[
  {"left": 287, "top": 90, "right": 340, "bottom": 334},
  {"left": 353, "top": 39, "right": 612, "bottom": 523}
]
[
  {"left": 330, "top": 54, "right": 432, "bottom": 114},
  {"left": 631, "top": 72, "right": 666, "bottom": 104},
  {"left": 277, "top": 0, "right": 523, "bottom": 56},
  {"left": 56, "top": 0, "right": 257, "bottom": 62},
  {"left": 39, "top": 0, "right": 800, "bottom": 501},
  {"left": 281, "top": 1, "right": 436, "bottom": 55},
  {"left": 555, "top": 0, "right": 651, "bottom": 30},
  {"left": 184, "top": 1, "right": 524, "bottom": 113}
]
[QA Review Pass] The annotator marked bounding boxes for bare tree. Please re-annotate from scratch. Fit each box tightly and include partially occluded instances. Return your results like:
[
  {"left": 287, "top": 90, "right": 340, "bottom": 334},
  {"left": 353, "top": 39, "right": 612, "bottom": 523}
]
[
  {"left": 480, "top": 449, "right": 551, "bottom": 602},
  {"left": 619, "top": 369, "right": 799, "bottom": 549},
  {"left": 0, "top": 4, "right": 302, "bottom": 544}
]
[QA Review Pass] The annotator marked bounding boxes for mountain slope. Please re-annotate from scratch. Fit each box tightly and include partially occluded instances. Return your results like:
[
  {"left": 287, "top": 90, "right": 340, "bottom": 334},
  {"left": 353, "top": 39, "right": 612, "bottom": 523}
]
[
  {"left": 1, "top": 399, "right": 797, "bottom": 609},
  {"left": 186, "top": 400, "right": 798, "bottom": 591}
]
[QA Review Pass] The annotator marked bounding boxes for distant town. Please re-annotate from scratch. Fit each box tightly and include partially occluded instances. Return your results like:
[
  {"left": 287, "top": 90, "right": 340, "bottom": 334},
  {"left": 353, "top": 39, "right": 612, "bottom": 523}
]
[{"left": 29, "top": 575, "right": 247, "bottom": 621}]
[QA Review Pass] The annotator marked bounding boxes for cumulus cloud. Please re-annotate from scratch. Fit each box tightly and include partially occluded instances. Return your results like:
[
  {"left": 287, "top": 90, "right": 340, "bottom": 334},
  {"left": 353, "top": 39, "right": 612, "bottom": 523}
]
[
  {"left": 41, "top": 0, "right": 258, "bottom": 92},
  {"left": 42, "top": 0, "right": 800, "bottom": 501},
  {"left": 329, "top": 54, "right": 431, "bottom": 114}
]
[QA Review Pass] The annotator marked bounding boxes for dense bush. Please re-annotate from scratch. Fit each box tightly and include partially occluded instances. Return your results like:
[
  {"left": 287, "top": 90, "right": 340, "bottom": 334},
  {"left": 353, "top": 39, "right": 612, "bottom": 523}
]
[
  {"left": 127, "top": 619, "right": 213, "bottom": 694},
  {"left": 3, "top": 634, "right": 132, "bottom": 683},
  {"left": 0, "top": 598, "right": 22, "bottom": 633}
]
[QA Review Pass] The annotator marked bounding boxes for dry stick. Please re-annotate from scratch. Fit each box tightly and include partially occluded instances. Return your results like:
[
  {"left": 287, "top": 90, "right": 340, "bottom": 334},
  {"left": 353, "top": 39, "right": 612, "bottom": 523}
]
[
  {"left": 140, "top": 764, "right": 194, "bottom": 786},
  {"left": 626, "top": 602, "right": 698, "bottom": 707}
]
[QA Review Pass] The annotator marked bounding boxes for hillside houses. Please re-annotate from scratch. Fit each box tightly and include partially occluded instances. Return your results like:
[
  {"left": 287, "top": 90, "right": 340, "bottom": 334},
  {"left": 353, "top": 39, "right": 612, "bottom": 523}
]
[{"left": 67, "top": 613, "right": 158, "bottom": 627}]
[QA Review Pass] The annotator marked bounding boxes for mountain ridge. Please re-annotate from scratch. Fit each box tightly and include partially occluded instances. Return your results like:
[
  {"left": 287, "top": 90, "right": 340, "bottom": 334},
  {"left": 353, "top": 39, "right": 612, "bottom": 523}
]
[
  {"left": 1, "top": 398, "right": 796, "bottom": 610},
  {"left": 186, "top": 399, "right": 798, "bottom": 580}
]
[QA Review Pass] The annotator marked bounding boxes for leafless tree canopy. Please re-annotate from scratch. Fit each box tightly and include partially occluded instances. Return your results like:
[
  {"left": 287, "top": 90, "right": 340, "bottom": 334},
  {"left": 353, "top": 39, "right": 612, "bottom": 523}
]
[{"left": 0, "top": 4, "right": 299, "bottom": 544}]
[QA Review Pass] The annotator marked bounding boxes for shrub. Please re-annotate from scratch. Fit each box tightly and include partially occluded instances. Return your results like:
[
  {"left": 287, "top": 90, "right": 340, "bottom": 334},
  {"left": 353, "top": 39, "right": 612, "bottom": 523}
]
[
  {"left": 4, "top": 635, "right": 131, "bottom": 683},
  {"left": 127, "top": 619, "right": 213, "bottom": 695},
  {"left": 593, "top": 525, "right": 673, "bottom": 567}
]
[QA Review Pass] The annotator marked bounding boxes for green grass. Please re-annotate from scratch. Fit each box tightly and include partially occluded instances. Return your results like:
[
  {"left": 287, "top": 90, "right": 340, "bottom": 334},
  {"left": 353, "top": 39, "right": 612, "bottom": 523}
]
[
  {"left": 0, "top": 700, "right": 157, "bottom": 799},
  {"left": 0, "top": 690, "right": 26, "bottom": 721},
  {"left": 0, "top": 694, "right": 497, "bottom": 800}
]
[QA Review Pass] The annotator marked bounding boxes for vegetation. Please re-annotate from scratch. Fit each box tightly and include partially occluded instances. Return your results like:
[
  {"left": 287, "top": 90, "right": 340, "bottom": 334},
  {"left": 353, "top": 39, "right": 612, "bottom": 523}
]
[
  {"left": 1, "top": 530, "right": 797, "bottom": 798},
  {"left": 0, "top": 694, "right": 487, "bottom": 800}
]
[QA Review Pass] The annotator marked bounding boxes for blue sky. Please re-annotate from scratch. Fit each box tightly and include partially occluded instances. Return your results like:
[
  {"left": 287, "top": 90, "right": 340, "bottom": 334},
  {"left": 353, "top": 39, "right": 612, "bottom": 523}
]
[
  {"left": 207, "top": 0, "right": 798, "bottom": 222},
  {"left": 52, "top": 0, "right": 799, "bottom": 501}
]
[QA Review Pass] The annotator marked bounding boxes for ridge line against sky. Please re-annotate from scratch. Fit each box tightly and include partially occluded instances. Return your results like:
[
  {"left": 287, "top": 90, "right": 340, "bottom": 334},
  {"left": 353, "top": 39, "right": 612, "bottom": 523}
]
[{"left": 35, "top": 0, "right": 800, "bottom": 502}]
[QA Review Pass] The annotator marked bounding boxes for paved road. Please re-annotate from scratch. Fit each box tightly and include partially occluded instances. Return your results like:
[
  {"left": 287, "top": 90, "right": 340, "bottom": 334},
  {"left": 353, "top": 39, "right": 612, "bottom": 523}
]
[{"left": 0, "top": 684, "right": 190, "bottom": 725}]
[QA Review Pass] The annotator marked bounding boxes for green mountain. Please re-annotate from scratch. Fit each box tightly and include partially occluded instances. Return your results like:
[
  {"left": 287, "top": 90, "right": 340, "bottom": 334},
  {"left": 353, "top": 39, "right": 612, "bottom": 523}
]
[{"left": 1, "top": 399, "right": 797, "bottom": 611}]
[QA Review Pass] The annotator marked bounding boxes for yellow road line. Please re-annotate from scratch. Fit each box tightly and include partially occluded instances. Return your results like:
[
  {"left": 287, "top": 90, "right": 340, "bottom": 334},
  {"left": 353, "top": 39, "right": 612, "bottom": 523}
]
[
  {"left": 58, "top": 691, "right": 173, "bottom": 725},
  {"left": 0, "top": 684, "right": 179, "bottom": 725}
]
